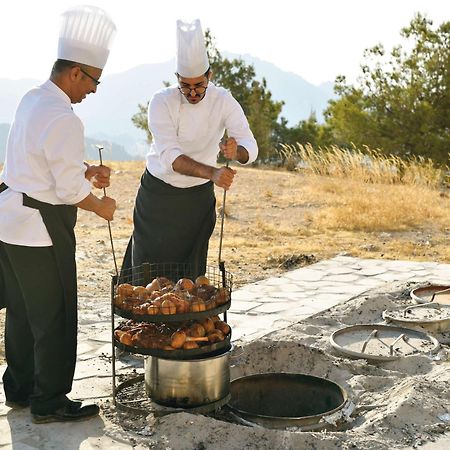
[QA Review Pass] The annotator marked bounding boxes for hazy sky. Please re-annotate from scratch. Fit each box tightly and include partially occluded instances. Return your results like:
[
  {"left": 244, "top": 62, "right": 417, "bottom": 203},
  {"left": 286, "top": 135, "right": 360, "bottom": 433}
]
[{"left": 1, "top": 0, "right": 448, "bottom": 85}]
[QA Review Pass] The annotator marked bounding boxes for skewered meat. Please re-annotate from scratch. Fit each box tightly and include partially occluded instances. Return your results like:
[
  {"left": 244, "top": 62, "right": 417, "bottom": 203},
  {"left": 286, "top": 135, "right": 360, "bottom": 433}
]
[
  {"left": 200, "top": 318, "right": 215, "bottom": 333},
  {"left": 214, "top": 320, "right": 230, "bottom": 335},
  {"left": 175, "top": 278, "right": 195, "bottom": 292},
  {"left": 147, "top": 304, "right": 160, "bottom": 315},
  {"left": 212, "top": 287, "right": 230, "bottom": 305},
  {"left": 146, "top": 278, "right": 161, "bottom": 293},
  {"left": 161, "top": 299, "right": 176, "bottom": 314},
  {"left": 194, "top": 284, "right": 217, "bottom": 300},
  {"left": 117, "top": 283, "right": 134, "bottom": 297},
  {"left": 190, "top": 298, "right": 206, "bottom": 312},
  {"left": 207, "top": 329, "right": 225, "bottom": 343},
  {"left": 170, "top": 330, "right": 209, "bottom": 349},
  {"left": 134, "top": 302, "right": 152, "bottom": 315},
  {"left": 183, "top": 341, "right": 199, "bottom": 349},
  {"left": 188, "top": 323, "right": 206, "bottom": 337},
  {"left": 195, "top": 275, "right": 210, "bottom": 286}
]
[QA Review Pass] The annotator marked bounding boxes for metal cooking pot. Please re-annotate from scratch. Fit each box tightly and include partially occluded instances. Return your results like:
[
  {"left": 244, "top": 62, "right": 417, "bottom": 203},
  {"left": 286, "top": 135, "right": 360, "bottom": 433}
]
[{"left": 144, "top": 346, "right": 231, "bottom": 407}]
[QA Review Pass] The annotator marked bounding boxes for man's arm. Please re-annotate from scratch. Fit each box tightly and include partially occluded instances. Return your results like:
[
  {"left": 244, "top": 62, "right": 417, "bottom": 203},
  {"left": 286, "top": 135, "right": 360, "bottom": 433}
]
[{"left": 172, "top": 155, "right": 236, "bottom": 190}]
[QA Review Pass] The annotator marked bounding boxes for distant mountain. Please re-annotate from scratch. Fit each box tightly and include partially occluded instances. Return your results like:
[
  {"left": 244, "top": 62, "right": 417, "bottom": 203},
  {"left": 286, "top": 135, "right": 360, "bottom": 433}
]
[
  {"left": 0, "top": 123, "right": 134, "bottom": 162},
  {"left": 0, "top": 55, "right": 336, "bottom": 159},
  {"left": 225, "top": 53, "right": 335, "bottom": 124}
]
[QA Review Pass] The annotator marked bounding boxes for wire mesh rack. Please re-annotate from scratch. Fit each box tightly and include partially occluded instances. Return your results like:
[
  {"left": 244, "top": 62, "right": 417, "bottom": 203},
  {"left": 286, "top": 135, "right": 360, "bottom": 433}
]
[
  {"left": 111, "top": 262, "right": 233, "bottom": 322},
  {"left": 110, "top": 261, "right": 234, "bottom": 405}
]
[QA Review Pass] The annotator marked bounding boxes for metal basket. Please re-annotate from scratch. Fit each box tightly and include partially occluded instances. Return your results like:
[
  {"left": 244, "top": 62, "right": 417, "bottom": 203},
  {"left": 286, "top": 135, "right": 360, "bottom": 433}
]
[
  {"left": 113, "top": 262, "right": 233, "bottom": 292},
  {"left": 111, "top": 262, "right": 233, "bottom": 322}
]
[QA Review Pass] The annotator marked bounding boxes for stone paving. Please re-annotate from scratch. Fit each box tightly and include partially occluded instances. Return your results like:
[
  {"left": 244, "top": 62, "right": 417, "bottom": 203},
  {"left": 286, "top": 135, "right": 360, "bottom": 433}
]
[{"left": 0, "top": 256, "right": 449, "bottom": 449}]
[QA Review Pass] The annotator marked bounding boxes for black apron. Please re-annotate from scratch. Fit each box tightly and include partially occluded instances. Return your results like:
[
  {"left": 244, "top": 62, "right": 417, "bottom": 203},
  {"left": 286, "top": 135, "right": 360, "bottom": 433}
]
[
  {"left": 0, "top": 182, "right": 78, "bottom": 357},
  {"left": 121, "top": 170, "right": 216, "bottom": 281}
]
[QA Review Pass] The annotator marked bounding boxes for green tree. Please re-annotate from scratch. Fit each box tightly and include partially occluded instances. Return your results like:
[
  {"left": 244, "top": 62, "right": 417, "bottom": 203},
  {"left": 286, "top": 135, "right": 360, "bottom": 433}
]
[
  {"left": 325, "top": 14, "right": 450, "bottom": 164},
  {"left": 131, "top": 101, "right": 151, "bottom": 144},
  {"left": 273, "top": 113, "right": 333, "bottom": 149}
]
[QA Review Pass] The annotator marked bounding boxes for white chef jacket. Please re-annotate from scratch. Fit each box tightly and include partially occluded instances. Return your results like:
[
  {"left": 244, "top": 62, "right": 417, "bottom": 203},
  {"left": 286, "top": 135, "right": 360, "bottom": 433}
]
[
  {"left": 146, "top": 82, "right": 258, "bottom": 188},
  {"left": 0, "top": 80, "right": 91, "bottom": 246}
]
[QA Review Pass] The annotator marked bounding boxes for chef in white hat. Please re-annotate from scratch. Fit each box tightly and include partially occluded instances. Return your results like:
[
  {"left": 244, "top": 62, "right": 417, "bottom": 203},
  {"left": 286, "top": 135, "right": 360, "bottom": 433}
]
[
  {"left": 0, "top": 5, "right": 116, "bottom": 423},
  {"left": 121, "top": 19, "right": 258, "bottom": 281}
]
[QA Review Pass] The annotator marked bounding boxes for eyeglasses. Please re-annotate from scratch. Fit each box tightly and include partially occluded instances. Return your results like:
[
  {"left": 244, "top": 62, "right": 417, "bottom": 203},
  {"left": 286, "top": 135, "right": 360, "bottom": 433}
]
[
  {"left": 79, "top": 67, "right": 101, "bottom": 86},
  {"left": 178, "top": 85, "right": 207, "bottom": 96}
]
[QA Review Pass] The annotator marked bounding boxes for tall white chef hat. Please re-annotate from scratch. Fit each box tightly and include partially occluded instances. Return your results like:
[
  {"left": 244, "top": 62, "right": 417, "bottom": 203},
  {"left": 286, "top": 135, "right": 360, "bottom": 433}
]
[
  {"left": 57, "top": 5, "right": 116, "bottom": 69},
  {"left": 176, "top": 19, "right": 209, "bottom": 78}
]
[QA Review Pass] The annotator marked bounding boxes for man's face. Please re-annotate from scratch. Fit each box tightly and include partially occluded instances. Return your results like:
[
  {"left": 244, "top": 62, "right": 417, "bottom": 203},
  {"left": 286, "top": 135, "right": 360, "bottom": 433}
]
[
  {"left": 70, "top": 66, "right": 102, "bottom": 104},
  {"left": 177, "top": 72, "right": 210, "bottom": 104}
]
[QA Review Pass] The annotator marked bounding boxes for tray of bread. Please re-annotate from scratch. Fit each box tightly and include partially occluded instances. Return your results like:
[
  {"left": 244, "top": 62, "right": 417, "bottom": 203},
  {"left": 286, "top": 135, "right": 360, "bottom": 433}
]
[
  {"left": 113, "top": 263, "right": 233, "bottom": 323},
  {"left": 114, "top": 316, "right": 231, "bottom": 359}
]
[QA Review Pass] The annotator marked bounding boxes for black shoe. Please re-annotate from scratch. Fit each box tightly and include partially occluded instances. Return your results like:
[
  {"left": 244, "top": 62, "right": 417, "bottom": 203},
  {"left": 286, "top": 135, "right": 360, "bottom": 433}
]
[
  {"left": 32, "top": 403, "right": 100, "bottom": 424},
  {"left": 5, "top": 399, "right": 30, "bottom": 409}
]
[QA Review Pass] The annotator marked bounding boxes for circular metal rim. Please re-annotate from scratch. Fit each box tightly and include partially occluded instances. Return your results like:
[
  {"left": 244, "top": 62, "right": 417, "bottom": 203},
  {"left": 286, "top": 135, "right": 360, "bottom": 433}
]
[
  {"left": 411, "top": 285, "right": 450, "bottom": 305},
  {"left": 382, "top": 305, "right": 450, "bottom": 325},
  {"left": 114, "top": 300, "right": 231, "bottom": 323},
  {"left": 114, "top": 374, "right": 231, "bottom": 415},
  {"left": 330, "top": 323, "right": 440, "bottom": 361},
  {"left": 227, "top": 372, "right": 348, "bottom": 422},
  {"left": 114, "top": 335, "right": 232, "bottom": 359}
]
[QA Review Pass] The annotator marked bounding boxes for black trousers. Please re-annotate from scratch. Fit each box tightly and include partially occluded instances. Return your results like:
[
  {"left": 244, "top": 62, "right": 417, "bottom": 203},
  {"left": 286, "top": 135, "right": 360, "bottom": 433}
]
[
  {"left": 122, "top": 170, "right": 216, "bottom": 281},
  {"left": 0, "top": 241, "right": 75, "bottom": 414}
]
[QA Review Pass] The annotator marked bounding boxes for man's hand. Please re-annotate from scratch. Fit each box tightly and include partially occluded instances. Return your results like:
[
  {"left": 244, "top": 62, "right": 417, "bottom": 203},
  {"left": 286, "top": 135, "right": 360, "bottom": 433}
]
[
  {"left": 75, "top": 193, "right": 116, "bottom": 221},
  {"left": 211, "top": 166, "right": 237, "bottom": 190},
  {"left": 85, "top": 164, "right": 111, "bottom": 189},
  {"left": 219, "top": 137, "right": 238, "bottom": 160},
  {"left": 96, "top": 196, "right": 116, "bottom": 221}
]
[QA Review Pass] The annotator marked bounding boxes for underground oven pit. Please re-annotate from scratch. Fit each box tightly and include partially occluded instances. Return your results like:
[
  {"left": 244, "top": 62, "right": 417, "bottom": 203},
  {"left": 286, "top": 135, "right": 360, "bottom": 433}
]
[{"left": 225, "top": 372, "right": 348, "bottom": 431}]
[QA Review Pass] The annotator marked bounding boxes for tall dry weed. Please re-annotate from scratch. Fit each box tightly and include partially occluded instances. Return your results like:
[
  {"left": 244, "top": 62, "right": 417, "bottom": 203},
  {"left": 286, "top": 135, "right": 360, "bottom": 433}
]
[{"left": 278, "top": 143, "right": 448, "bottom": 188}]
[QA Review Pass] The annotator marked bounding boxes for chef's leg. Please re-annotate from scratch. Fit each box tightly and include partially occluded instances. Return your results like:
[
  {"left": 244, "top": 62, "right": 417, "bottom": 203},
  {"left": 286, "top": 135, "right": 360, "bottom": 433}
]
[
  {"left": 0, "top": 242, "right": 34, "bottom": 403},
  {"left": 1, "top": 243, "right": 72, "bottom": 413}
]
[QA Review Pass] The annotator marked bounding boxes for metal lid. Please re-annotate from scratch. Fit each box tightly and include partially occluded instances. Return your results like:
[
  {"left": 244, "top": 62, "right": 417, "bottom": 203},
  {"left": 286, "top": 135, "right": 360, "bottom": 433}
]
[
  {"left": 411, "top": 285, "right": 450, "bottom": 305},
  {"left": 330, "top": 324, "right": 440, "bottom": 361},
  {"left": 383, "top": 303, "right": 450, "bottom": 333}
]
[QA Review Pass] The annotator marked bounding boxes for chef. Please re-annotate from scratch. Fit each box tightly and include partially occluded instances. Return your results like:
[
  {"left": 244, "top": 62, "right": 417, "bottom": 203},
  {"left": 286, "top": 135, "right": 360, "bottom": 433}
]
[
  {"left": 0, "top": 5, "right": 116, "bottom": 423},
  {"left": 122, "top": 19, "right": 258, "bottom": 280}
]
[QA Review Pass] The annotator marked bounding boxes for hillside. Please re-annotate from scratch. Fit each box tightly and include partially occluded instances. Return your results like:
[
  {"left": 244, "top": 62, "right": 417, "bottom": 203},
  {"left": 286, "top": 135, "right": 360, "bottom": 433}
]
[{"left": 0, "top": 55, "right": 335, "bottom": 157}]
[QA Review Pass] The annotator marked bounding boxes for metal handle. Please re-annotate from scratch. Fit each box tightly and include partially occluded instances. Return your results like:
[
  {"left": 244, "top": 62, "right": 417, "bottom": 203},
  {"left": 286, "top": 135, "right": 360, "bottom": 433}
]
[
  {"left": 96, "top": 145, "right": 118, "bottom": 277},
  {"left": 217, "top": 159, "right": 229, "bottom": 265}
]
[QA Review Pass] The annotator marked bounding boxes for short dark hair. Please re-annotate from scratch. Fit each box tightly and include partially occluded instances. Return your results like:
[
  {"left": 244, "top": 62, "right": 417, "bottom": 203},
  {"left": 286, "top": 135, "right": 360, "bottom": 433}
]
[
  {"left": 51, "top": 59, "right": 93, "bottom": 78},
  {"left": 51, "top": 59, "right": 76, "bottom": 76}
]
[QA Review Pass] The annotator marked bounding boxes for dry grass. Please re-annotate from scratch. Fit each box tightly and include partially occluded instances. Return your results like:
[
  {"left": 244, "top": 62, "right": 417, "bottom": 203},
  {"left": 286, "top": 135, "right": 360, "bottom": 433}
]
[
  {"left": 278, "top": 143, "right": 448, "bottom": 188},
  {"left": 1, "top": 156, "right": 449, "bottom": 287}
]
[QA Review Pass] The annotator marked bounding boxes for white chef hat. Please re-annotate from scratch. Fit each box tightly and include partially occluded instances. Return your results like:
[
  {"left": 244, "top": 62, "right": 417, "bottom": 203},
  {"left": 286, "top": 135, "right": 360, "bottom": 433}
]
[
  {"left": 57, "top": 5, "right": 116, "bottom": 69},
  {"left": 176, "top": 19, "right": 209, "bottom": 78}
]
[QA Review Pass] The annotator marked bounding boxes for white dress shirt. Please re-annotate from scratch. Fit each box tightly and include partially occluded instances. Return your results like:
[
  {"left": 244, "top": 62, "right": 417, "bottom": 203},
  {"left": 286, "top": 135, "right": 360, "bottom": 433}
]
[
  {"left": 146, "top": 82, "right": 258, "bottom": 188},
  {"left": 0, "top": 80, "right": 91, "bottom": 246}
]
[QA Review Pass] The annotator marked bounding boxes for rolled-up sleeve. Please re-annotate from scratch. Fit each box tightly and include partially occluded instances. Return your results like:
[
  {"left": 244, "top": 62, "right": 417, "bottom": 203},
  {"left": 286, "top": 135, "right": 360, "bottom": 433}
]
[
  {"left": 148, "top": 94, "right": 183, "bottom": 173},
  {"left": 42, "top": 114, "right": 91, "bottom": 204},
  {"left": 224, "top": 94, "right": 258, "bottom": 164}
]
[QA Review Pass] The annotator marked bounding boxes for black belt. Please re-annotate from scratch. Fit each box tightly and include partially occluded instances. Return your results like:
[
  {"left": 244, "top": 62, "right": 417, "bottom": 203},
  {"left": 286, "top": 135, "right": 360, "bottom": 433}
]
[{"left": 0, "top": 182, "right": 8, "bottom": 194}]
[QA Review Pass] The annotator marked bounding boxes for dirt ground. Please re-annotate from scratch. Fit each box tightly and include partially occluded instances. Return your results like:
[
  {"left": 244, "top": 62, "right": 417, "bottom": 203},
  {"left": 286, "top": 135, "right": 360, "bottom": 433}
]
[{"left": 0, "top": 162, "right": 449, "bottom": 361}]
